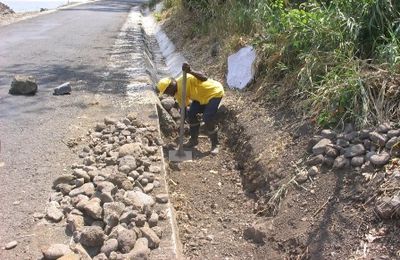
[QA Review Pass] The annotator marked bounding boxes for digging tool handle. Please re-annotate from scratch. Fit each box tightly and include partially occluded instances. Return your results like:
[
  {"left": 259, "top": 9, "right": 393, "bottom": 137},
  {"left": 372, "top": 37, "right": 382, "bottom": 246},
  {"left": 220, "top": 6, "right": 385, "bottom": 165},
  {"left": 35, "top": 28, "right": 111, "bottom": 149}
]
[{"left": 177, "top": 71, "right": 187, "bottom": 155}]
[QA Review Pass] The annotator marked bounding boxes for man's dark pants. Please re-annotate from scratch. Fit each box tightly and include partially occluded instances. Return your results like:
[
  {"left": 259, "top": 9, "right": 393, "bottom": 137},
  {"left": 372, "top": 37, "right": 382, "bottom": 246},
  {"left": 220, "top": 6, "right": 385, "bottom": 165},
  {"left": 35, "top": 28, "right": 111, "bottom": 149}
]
[{"left": 187, "top": 98, "right": 221, "bottom": 147}]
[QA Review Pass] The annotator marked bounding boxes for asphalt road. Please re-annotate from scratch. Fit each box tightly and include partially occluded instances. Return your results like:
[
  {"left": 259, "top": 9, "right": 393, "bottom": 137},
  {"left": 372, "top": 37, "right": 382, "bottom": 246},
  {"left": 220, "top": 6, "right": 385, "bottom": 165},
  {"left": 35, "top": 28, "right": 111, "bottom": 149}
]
[{"left": 0, "top": 0, "right": 147, "bottom": 257}]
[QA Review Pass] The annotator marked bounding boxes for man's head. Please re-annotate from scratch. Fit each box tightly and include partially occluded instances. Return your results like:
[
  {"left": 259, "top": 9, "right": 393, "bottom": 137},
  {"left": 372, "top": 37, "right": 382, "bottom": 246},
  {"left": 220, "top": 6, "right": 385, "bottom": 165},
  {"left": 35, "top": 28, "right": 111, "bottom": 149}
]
[{"left": 157, "top": 77, "right": 177, "bottom": 96}]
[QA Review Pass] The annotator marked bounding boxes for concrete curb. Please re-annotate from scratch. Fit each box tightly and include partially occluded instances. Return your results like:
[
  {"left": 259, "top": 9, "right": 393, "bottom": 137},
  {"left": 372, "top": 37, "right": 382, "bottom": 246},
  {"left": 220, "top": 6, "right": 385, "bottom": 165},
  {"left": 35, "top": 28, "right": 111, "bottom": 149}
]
[{"left": 106, "top": 5, "right": 183, "bottom": 259}]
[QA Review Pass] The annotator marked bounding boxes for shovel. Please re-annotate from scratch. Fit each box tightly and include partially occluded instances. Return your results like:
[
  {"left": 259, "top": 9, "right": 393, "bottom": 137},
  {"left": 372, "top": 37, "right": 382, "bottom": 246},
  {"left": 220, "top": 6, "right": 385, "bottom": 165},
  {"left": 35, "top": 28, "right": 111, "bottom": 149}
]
[{"left": 168, "top": 71, "right": 192, "bottom": 161}]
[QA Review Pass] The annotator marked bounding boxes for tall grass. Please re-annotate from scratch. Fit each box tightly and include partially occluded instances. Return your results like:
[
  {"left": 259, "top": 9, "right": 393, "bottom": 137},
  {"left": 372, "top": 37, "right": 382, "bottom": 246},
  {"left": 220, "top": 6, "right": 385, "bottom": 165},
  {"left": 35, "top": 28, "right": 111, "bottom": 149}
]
[{"left": 165, "top": 0, "right": 400, "bottom": 128}]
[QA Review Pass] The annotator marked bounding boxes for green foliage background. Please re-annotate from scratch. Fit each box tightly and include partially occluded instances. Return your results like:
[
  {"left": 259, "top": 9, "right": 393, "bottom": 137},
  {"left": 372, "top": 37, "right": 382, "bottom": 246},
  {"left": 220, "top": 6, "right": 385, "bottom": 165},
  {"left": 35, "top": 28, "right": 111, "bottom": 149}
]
[{"left": 165, "top": 0, "right": 400, "bottom": 128}]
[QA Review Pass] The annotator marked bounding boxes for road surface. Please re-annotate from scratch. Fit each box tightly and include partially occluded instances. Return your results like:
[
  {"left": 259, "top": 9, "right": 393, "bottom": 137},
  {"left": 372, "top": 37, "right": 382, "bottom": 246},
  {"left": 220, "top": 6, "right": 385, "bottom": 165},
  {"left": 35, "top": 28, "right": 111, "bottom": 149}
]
[{"left": 0, "top": 0, "right": 148, "bottom": 258}]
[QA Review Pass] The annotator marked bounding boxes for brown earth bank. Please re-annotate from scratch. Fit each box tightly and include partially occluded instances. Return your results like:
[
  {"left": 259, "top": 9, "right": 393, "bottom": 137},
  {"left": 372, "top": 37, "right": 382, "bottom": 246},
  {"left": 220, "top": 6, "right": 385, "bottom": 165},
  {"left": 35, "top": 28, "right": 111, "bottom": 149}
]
[
  {"left": 158, "top": 8, "right": 400, "bottom": 260},
  {"left": 0, "top": 2, "right": 41, "bottom": 27},
  {"left": 0, "top": 2, "right": 14, "bottom": 15}
]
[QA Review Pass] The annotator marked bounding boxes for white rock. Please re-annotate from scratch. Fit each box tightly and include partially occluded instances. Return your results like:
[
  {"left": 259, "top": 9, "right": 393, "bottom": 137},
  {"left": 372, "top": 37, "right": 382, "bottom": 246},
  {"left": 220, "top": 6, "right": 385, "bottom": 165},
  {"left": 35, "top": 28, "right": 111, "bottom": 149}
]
[{"left": 227, "top": 46, "right": 256, "bottom": 89}]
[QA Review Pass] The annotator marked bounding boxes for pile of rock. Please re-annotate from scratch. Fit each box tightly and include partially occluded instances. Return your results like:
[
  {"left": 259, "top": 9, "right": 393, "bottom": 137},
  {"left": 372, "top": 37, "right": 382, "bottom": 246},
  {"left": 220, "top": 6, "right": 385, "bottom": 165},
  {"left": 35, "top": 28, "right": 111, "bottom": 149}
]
[
  {"left": 159, "top": 96, "right": 180, "bottom": 122},
  {"left": 306, "top": 123, "right": 400, "bottom": 172},
  {"left": 43, "top": 113, "right": 169, "bottom": 259},
  {"left": 156, "top": 96, "right": 179, "bottom": 136}
]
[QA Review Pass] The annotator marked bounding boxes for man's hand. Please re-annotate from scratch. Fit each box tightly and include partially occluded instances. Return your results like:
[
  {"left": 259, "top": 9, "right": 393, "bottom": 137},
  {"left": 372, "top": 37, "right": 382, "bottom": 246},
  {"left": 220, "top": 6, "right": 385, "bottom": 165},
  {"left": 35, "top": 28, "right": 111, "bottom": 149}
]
[
  {"left": 182, "top": 63, "right": 191, "bottom": 73},
  {"left": 182, "top": 62, "right": 208, "bottom": 81}
]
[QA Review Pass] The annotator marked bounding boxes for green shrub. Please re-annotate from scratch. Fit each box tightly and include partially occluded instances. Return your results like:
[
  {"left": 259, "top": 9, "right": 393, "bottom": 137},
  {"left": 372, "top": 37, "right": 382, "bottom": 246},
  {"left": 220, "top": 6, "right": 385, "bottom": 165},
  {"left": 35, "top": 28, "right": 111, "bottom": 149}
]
[{"left": 163, "top": 0, "right": 400, "bottom": 127}]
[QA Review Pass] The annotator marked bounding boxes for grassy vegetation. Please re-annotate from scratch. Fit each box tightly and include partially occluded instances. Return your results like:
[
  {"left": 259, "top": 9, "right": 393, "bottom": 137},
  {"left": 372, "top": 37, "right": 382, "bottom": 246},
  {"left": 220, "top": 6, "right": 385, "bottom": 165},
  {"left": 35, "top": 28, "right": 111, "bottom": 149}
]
[{"left": 160, "top": 0, "right": 400, "bottom": 128}]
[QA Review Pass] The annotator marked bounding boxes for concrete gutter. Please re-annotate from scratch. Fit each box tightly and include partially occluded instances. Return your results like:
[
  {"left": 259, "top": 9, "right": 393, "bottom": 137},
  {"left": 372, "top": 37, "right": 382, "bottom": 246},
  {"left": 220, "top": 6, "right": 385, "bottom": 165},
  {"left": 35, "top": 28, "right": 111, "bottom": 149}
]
[{"left": 107, "top": 5, "right": 184, "bottom": 259}]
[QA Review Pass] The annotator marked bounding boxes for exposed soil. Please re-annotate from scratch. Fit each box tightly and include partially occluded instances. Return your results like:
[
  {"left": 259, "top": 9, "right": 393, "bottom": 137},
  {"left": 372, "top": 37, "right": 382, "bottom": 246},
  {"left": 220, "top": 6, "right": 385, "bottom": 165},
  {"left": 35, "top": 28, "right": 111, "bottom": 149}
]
[
  {"left": 0, "top": 2, "right": 42, "bottom": 27},
  {"left": 159, "top": 7, "right": 400, "bottom": 260},
  {"left": 0, "top": 2, "right": 14, "bottom": 15}
]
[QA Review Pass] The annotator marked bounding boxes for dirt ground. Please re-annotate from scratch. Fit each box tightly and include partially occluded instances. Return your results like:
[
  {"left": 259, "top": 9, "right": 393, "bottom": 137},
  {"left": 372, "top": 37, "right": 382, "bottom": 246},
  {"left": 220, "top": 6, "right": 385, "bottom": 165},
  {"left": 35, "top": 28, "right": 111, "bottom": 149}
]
[{"left": 160, "top": 8, "right": 400, "bottom": 260}]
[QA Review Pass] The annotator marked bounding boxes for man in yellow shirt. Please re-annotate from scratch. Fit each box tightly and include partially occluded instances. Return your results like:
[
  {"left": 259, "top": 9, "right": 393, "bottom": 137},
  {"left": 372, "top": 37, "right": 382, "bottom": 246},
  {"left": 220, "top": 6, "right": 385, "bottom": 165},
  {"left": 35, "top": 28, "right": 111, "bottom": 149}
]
[{"left": 157, "top": 63, "right": 224, "bottom": 155}]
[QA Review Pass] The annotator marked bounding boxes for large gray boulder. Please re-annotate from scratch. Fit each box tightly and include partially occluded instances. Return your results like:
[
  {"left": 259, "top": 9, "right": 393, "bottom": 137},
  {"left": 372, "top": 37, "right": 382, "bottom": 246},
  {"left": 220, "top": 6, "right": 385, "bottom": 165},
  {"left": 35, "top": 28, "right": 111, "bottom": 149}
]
[{"left": 9, "top": 75, "right": 38, "bottom": 95}]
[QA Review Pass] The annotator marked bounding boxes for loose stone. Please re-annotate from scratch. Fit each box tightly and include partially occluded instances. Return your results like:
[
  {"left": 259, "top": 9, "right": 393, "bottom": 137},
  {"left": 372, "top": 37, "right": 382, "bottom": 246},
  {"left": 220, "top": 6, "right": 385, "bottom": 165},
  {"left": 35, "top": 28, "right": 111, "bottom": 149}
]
[
  {"left": 46, "top": 201, "right": 64, "bottom": 222},
  {"left": 104, "top": 117, "right": 118, "bottom": 125},
  {"left": 333, "top": 156, "right": 349, "bottom": 170},
  {"left": 83, "top": 198, "right": 103, "bottom": 220},
  {"left": 344, "top": 144, "right": 365, "bottom": 158},
  {"left": 117, "top": 227, "right": 137, "bottom": 253},
  {"left": 155, "top": 194, "right": 169, "bottom": 204},
  {"left": 308, "top": 166, "right": 319, "bottom": 177},
  {"left": 370, "top": 152, "right": 391, "bottom": 166},
  {"left": 369, "top": 132, "right": 386, "bottom": 147},
  {"left": 336, "top": 139, "right": 349, "bottom": 148},
  {"left": 100, "top": 238, "right": 118, "bottom": 256},
  {"left": 351, "top": 156, "right": 365, "bottom": 167},
  {"left": 69, "top": 183, "right": 95, "bottom": 197},
  {"left": 128, "top": 238, "right": 150, "bottom": 259},
  {"left": 53, "top": 174, "right": 75, "bottom": 187},
  {"left": 321, "top": 129, "right": 336, "bottom": 140},
  {"left": 41, "top": 244, "right": 71, "bottom": 260},
  {"left": 80, "top": 226, "right": 105, "bottom": 247},
  {"left": 140, "top": 226, "right": 160, "bottom": 249},
  {"left": 306, "top": 155, "right": 324, "bottom": 166},
  {"left": 5, "top": 240, "right": 18, "bottom": 250},
  {"left": 295, "top": 171, "right": 308, "bottom": 184}
]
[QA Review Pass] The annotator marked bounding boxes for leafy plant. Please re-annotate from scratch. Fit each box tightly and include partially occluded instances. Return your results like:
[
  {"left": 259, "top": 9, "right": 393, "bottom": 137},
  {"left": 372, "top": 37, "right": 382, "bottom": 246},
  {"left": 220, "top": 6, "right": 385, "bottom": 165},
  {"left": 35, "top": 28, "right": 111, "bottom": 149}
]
[{"left": 162, "top": 0, "right": 400, "bottom": 127}]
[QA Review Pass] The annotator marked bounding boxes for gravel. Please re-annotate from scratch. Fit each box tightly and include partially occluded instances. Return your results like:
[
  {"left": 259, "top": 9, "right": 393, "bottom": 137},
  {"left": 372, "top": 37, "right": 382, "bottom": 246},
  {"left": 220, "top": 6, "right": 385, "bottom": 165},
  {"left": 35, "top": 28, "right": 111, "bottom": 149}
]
[{"left": 41, "top": 115, "right": 169, "bottom": 258}]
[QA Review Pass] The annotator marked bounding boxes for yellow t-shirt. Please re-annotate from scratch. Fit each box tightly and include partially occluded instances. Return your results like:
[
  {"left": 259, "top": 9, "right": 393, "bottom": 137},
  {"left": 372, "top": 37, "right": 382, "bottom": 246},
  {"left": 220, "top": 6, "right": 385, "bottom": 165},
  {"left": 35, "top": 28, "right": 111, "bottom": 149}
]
[{"left": 174, "top": 74, "right": 224, "bottom": 107}]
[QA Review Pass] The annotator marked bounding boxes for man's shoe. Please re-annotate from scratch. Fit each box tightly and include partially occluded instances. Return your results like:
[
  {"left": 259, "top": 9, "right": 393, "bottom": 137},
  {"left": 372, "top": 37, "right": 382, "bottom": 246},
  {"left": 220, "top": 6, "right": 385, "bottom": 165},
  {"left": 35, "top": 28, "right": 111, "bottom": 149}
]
[
  {"left": 184, "top": 138, "right": 198, "bottom": 148},
  {"left": 210, "top": 145, "right": 219, "bottom": 155}
]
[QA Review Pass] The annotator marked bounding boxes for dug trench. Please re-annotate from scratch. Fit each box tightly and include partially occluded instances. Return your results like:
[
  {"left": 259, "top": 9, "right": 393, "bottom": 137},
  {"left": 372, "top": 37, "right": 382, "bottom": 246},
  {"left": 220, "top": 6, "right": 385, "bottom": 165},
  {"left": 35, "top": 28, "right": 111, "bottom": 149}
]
[
  {"left": 159, "top": 89, "right": 400, "bottom": 259},
  {"left": 158, "top": 91, "right": 314, "bottom": 259}
]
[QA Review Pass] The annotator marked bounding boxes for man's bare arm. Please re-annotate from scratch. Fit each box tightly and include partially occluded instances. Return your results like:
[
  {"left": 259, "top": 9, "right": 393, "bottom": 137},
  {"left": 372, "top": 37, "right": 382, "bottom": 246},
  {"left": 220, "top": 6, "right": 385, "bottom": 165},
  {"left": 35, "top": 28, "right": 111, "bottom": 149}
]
[{"left": 182, "top": 63, "right": 208, "bottom": 82}]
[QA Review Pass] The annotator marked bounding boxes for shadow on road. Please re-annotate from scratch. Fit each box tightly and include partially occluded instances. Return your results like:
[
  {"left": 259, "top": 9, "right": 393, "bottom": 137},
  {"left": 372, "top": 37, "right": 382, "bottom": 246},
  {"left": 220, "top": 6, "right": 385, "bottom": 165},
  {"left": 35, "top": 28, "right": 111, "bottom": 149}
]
[{"left": 0, "top": 61, "right": 136, "bottom": 120}]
